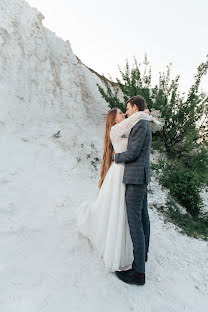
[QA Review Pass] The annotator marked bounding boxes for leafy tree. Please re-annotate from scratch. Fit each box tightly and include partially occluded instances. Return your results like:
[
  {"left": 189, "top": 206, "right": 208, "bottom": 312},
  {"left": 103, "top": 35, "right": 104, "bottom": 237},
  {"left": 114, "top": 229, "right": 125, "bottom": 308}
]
[
  {"left": 97, "top": 55, "right": 208, "bottom": 156},
  {"left": 97, "top": 55, "right": 208, "bottom": 216}
]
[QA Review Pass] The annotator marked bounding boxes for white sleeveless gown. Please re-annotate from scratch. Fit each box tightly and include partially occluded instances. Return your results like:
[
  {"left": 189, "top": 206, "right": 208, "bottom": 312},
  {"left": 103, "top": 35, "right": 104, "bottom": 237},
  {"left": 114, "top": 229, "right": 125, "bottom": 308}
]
[{"left": 77, "top": 112, "right": 153, "bottom": 272}]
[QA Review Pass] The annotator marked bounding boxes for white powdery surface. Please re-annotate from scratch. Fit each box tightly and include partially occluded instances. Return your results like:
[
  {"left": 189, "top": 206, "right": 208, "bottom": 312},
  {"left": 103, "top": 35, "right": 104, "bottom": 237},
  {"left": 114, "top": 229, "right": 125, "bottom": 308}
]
[
  {"left": 0, "top": 125, "right": 208, "bottom": 312},
  {"left": 0, "top": 0, "right": 208, "bottom": 311}
]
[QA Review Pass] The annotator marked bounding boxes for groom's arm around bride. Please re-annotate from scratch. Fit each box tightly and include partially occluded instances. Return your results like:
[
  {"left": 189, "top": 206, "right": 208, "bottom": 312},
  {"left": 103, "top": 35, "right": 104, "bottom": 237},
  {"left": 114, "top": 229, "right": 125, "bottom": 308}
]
[{"left": 115, "top": 118, "right": 152, "bottom": 185}]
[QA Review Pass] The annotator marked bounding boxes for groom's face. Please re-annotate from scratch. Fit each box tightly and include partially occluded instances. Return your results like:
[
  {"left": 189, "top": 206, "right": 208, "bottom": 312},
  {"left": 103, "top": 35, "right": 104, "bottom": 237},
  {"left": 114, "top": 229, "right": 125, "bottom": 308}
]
[{"left": 126, "top": 102, "right": 138, "bottom": 117}]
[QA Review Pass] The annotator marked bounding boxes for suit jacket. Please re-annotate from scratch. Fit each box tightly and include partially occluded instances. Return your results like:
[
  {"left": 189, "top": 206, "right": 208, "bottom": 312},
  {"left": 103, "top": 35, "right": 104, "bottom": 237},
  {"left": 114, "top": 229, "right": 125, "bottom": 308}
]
[{"left": 115, "top": 119, "right": 152, "bottom": 184}]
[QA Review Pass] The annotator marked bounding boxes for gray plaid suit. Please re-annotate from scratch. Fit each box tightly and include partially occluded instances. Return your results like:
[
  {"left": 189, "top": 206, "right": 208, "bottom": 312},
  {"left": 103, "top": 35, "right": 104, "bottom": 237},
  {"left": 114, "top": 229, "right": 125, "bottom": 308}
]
[{"left": 115, "top": 119, "right": 152, "bottom": 273}]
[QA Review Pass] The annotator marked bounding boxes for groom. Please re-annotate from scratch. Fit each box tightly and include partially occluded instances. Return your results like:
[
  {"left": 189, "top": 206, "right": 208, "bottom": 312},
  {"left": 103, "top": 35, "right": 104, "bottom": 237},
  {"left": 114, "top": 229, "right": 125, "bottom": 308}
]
[{"left": 113, "top": 95, "right": 152, "bottom": 286}]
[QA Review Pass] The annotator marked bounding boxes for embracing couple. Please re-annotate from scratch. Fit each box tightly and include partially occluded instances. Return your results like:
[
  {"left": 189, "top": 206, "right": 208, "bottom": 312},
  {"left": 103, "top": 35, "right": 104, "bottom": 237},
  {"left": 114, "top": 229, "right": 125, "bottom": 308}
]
[{"left": 77, "top": 95, "right": 162, "bottom": 286}]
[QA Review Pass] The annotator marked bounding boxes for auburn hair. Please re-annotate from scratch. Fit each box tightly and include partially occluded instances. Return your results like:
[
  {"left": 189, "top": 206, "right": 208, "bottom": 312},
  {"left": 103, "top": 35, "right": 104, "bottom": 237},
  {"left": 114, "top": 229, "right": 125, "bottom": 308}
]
[{"left": 98, "top": 108, "right": 118, "bottom": 189}]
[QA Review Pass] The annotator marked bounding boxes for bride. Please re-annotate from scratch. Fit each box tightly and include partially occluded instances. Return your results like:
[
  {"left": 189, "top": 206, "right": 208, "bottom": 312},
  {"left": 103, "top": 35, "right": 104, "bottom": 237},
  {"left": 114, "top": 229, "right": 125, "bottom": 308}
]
[{"left": 77, "top": 107, "right": 160, "bottom": 272}]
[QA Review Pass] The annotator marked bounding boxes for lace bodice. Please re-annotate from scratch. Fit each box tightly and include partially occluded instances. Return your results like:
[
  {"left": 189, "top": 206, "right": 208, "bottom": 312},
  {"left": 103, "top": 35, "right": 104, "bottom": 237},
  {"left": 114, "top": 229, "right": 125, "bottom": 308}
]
[{"left": 110, "top": 112, "right": 154, "bottom": 153}]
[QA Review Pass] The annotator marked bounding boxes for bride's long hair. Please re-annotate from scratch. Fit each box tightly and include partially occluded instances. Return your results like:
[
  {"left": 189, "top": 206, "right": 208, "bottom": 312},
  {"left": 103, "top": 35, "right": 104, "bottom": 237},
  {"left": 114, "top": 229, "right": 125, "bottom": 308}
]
[{"left": 99, "top": 108, "right": 118, "bottom": 189}]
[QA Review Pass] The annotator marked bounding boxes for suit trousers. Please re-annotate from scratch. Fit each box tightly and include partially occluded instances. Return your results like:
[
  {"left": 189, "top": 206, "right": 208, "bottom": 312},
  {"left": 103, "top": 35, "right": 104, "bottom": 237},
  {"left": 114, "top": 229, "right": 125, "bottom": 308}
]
[{"left": 125, "top": 183, "right": 150, "bottom": 273}]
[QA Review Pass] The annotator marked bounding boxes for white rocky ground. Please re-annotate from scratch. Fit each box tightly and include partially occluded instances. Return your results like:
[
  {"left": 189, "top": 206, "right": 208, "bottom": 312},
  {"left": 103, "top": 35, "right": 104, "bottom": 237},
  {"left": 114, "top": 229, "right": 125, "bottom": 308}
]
[{"left": 0, "top": 1, "right": 207, "bottom": 311}]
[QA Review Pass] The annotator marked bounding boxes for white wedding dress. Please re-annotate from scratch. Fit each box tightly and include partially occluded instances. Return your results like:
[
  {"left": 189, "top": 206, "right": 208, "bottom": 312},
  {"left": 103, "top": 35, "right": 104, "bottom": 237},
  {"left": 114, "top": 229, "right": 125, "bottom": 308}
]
[{"left": 77, "top": 112, "right": 154, "bottom": 272}]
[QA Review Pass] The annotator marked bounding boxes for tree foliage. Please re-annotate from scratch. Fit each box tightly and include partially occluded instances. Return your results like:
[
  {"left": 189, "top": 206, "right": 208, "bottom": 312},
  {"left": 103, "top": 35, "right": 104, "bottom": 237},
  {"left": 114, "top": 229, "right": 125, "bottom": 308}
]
[
  {"left": 97, "top": 55, "right": 208, "bottom": 156},
  {"left": 97, "top": 55, "right": 208, "bottom": 216}
]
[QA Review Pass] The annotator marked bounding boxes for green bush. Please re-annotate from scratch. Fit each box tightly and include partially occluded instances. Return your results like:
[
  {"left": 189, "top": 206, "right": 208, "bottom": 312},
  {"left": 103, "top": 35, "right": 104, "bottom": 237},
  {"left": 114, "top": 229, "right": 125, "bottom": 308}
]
[
  {"left": 160, "top": 162, "right": 204, "bottom": 217},
  {"left": 151, "top": 199, "right": 208, "bottom": 241}
]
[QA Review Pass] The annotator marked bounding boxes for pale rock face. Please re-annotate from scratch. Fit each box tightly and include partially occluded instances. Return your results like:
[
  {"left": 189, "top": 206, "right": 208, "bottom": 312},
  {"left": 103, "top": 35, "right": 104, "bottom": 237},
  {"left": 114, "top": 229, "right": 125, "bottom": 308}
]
[{"left": 0, "top": 0, "right": 108, "bottom": 165}]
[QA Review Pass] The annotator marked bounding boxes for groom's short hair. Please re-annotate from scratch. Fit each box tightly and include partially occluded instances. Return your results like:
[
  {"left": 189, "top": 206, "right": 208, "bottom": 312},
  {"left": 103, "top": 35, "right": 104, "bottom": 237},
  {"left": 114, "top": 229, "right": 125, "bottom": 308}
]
[{"left": 126, "top": 95, "right": 147, "bottom": 111}]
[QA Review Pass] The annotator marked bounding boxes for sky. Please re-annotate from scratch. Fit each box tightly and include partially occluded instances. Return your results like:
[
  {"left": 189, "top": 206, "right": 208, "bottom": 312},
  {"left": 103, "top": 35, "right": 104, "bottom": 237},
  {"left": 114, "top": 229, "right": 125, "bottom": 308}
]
[{"left": 27, "top": 0, "right": 208, "bottom": 93}]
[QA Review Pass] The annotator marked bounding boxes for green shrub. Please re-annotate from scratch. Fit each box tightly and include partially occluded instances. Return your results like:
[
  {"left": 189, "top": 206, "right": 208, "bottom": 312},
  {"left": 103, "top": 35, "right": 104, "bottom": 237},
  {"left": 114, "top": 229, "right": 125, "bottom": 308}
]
[
  {"left": 160, "top": 162, "right": 205, "bottom": 217},
  {"left": 151, "top": 199, "right": 208, "bottom": 241}
]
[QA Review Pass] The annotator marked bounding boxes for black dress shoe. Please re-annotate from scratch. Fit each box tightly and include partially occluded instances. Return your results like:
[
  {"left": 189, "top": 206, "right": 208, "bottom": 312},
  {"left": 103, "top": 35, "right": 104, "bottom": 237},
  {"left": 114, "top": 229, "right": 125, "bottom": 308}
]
[{"left": 115, "top": 269, "right": 145, "bottom": 285}]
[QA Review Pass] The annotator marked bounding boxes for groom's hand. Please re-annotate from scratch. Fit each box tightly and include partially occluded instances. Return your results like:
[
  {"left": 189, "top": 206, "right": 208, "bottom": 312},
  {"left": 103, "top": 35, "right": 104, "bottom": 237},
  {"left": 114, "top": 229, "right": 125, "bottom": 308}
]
[{"left": 144, "top": 108, "right": 150, "bottom": 114}]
